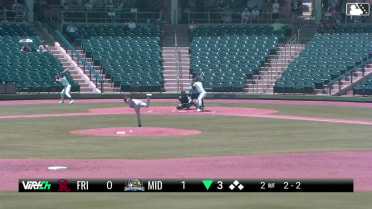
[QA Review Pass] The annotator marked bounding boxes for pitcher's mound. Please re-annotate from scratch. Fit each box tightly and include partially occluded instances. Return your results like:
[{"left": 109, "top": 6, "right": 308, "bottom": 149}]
[{"left": 71, "top": 127, "right": 202, "bottom": 137}]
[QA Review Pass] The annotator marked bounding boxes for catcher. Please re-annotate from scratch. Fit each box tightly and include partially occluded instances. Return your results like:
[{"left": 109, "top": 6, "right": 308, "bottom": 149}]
[{"left": 177, "top": 91, "right": 196, "bottom": 109}]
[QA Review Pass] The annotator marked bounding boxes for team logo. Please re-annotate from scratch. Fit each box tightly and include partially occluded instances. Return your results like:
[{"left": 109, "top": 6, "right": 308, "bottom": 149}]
[
  {"left": 124, "top": 179, "right": 145, "bottom": 192},
  {"left": 57, "top": 179, "right": 71, "bottom": 192},
  {"left": 346, "top": 3, "right": 370, "bottom": 16}
]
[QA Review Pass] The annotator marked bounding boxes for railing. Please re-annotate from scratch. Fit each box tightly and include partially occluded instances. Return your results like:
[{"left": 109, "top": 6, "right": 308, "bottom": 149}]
[
  {"left": 255, "top": 53, "right": 280, "bottom": 94},
  {"left": 38, "top": 10, "right": 104, "bottom": 93},
  {"left": 283, "top": 34, "right": 297, "bottom": 65},
  {"left": 174, "top": 25, "right": 183, "bottom": 93},
  {"left": 39, "top": 5, "right": 160, "bottom": 24},
  {"left": 186, "top": 10, "right": 372, "bottom": 25},
  {"left": 175, "top": 50, "right": 183, "bottom": 93},
  {"left": 56, "top": 30, "right": 104, "bottom": 92},
  {"left": 321, "top": 11, "right": 372, "bottom": 25},
  {"left": 255, "top": 33, "right": 298, "bottom": 94},
  {"left": 175, "top": 26, "right": 180, "bottom": 93},
  {"left": 61, "top": 10, "right": 160, "bottom": 24},
  {"left": 187, "top": 11, "right": 291, "bottom": 24},
  {"left": 0, "top": 9, "right": 27, "bottom": 22},
  {"left": 328, "top": 57, "right": 372, "bottom": 95}
]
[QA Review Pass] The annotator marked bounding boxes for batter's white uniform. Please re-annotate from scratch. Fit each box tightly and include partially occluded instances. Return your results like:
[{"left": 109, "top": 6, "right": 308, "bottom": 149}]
[
  {"left": 57, "top": 76, "right": 73, "bottom": 103},
  {"left": 125, "top": 95, "right": 151, "bottom": 127},
  {"left": 192, "top": 81, "right": 206, "bottom": 111}
]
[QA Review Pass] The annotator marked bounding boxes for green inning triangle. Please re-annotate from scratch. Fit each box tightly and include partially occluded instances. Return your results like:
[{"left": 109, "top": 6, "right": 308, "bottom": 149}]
[{"left": 202, "top": 180, "right": 213, "bottom": 191}]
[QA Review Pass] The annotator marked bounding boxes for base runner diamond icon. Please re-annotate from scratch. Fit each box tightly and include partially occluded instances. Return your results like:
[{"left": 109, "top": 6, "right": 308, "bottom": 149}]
[{"left": 229, "top": 180, "right": 244, "bottom": 191}]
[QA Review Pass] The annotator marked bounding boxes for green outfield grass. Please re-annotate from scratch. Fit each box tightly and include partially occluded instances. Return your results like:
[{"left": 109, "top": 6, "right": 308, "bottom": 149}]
[
  {"left": 223, "top": 103, "right": 372, "bottom": 121},
  {"left": 0, "top": 101, "right": 371, "bottom": 208},
  {"left": 1, "top": 102, "right": 372, "bottom": 120},
  {"left": 0, "top": 191, "right": 371, "bottom": 209},
  {"left": 0, "top": 102, "right": 371, "bottom": 159}
]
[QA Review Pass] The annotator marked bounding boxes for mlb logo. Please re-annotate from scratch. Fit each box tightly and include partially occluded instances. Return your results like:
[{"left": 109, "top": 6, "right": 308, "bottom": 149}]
[{"left": 346, "top": 3, "right": 370, "bottom": 16}]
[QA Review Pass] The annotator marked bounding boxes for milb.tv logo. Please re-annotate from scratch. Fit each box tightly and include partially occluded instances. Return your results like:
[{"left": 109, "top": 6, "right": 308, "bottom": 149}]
[{"left": 346, "top": 3, "right": 370, "bottom": 16}]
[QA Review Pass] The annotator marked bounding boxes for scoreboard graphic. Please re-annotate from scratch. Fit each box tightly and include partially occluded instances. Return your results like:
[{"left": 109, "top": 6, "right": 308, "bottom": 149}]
[
  {"left": 346, "top": 3, "right": 370, "bottom": 16},
  {"left": 19, "top": 178, "right": 354, "bottom": 192}
]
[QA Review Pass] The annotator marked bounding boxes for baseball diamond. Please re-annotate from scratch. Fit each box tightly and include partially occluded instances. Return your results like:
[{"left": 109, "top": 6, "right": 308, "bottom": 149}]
[{"left": 0, "top": 98, "right": 371, "bottom": 209}]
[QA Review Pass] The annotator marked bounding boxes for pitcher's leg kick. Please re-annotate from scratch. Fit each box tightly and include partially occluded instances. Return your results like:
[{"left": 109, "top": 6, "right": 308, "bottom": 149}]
[{"left": 124, "top": 94, "right": 152, "bottom": 127}]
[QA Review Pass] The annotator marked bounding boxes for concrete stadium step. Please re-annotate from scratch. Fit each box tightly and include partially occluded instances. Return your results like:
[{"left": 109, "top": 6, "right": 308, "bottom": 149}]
[
  {"left": 162, "top": 46, "right": 191, "bottom": 92},
  {"left": 162, "top": 54, "right": 189, "bottom": 57},
  {"left": 163, "top": 56, "right": 190, "bottom": 60},
  {"left": 164, "top": 83, "right": 192, "bottom": 88},
  {"left": 245, "top": 84, "right": 275, "bottom": 89},
  {"left": 163, "top": 67, "right": 190, "bottom": 71},
  {"left": 163, "top": 69, "right": 191, "bottom": 73},
  {"left": 164, "top": 80, "right": 192, "bottom": 85},
  {"left": 163, "top": 61, "right": 190, "bottom": 65},
  {"left": 164, "top": 77, "right": 191, "bottom": 81},
  {"left": 244, "top": 43, "right": 305, "bottom": 94},
  {"left": 52, "top": 44, "right": 101, "bottom": 93},
  {"left": 163, "top": 74, "right": 192, "bottom": 79},
  {"left": 163, "top": 87, "right": 190, "bottom": 93}
]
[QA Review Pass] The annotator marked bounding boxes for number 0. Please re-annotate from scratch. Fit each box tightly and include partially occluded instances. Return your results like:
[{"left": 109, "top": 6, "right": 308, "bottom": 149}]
[{"left": 106, "top": 181, "right": 112, "bottom": 190}]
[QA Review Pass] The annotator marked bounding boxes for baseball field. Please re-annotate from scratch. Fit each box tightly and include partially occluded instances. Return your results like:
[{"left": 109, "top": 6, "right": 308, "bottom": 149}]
[{"left": 0, "top": 98, "right": 371, "bottom": 208}]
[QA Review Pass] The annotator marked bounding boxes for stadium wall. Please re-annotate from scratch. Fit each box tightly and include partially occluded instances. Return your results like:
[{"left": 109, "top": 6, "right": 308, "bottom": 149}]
[{"left": 0, "top": 93, "right": 372, "bottom": 102}]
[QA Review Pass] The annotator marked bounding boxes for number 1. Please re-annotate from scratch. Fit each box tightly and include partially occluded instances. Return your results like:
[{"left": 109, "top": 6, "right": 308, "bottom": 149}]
[{"left": 181, "top": 181, "right": 185, "bottom": 190}]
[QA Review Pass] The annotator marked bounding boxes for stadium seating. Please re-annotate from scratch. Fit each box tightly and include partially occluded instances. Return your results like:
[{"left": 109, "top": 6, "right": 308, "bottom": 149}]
[
  {"left": 274, "top": 32, "right": 372, "bottom": 94},
  {"left": 353, "top": 77, "right": 372, "bottom": 96},
  {"left": 334, "top": 25, "right": 372, "bottom": 33},
  {"left": 64, "top": 23, "right": 161, "bottom": 41},
  {"left": 0, "top": 23, "right": 35, "bottom": 36},
  {"left": 189, "top": 25, "right": 284, "bottom": 92},
  {"left": 79, "top": 24, "right": 163, "bottom": 92},
  {"left": 0, "top": 24, "right": 79, "bottom": 93},
  {"left": 190, "top": 25, "right": 291, "bottom": 40},
  {"left": 337, "top": 25, "right": 372, "bottom": 96}
]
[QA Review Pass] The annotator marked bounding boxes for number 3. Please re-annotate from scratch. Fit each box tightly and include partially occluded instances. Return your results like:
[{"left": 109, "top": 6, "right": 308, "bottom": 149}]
[{"left": 217, "top": 181, "right": 223, "bottom": 190}]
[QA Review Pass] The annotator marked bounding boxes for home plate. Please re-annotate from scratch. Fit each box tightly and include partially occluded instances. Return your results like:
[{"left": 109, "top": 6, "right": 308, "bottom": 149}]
[
  {"left": 116, "top": 131, "right": 126, "bottom": 135},
  {"left": 48, "top": 166, "right": 68, "bottom": 170}
]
